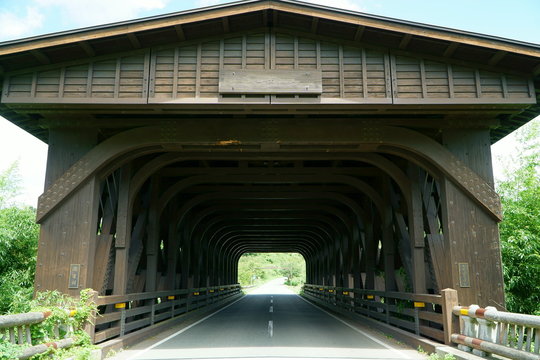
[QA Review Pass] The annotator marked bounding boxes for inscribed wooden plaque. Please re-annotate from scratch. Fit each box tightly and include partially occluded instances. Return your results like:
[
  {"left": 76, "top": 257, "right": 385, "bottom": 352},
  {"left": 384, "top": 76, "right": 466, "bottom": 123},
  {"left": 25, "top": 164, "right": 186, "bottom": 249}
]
[{"left": 219, "top": 69, "right": 322, "bottom": 94}]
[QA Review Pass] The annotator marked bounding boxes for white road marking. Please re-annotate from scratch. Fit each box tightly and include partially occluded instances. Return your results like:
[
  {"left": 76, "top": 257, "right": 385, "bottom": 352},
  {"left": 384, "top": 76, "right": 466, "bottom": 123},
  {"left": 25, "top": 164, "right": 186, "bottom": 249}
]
[
  {"left": 126, "top": 296, "right": 245, "bottom": 360},
  {"left": 268, "top": 320, "right": 274, "bottom": 337},
  {"left": 269, "top": 306, "right": 273, "bottom": 313},
  {"left": 270, "top": 298, "right": 273, "bottom": 303},
  {"left": 298, "top": 295, "right": 411, "bottom": 359}
]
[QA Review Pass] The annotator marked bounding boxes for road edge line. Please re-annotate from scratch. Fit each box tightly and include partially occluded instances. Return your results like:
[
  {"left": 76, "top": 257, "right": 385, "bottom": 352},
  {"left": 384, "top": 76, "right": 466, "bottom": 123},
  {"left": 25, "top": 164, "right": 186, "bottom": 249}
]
[
  {"left": 297, "top": 294, "right": 412, "bottom": 359},
  {"left": 126, "top": 295, "right": 246, "bottom": 360}
]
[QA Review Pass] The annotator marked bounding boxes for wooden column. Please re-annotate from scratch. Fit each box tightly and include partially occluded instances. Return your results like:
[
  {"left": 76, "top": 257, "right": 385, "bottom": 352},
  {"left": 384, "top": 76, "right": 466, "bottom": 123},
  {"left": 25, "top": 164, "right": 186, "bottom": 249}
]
[
  {"left": 408, "top": 164, "right": 426, "bottom": 294},
  {"left": 382, "top": 179, "right": 396, "bottom": 292},
  {"left": 440, "top": 128, "right": 504, "bottom": 307},
  {"left": 36, "top": 127, "right": 99, "bottom": 295},
  {"left": 166, "top": 204, "right": 179, "bottom": 290},
  {"left": 35, "top": 177, "right": 100, "bottom": 296},
  {"left": 113, "top": 164, "right": 132, "bottom": 295},
  {"left": 145, "top": 176, "right": 160, "bottom": 292}
]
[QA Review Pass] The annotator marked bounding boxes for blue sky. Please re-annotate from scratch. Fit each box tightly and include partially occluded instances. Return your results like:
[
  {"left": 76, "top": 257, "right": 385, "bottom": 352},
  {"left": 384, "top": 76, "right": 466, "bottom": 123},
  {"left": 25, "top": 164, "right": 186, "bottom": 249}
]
[{"left": 0, "top": 0, "right": 539, "bottom": 205}]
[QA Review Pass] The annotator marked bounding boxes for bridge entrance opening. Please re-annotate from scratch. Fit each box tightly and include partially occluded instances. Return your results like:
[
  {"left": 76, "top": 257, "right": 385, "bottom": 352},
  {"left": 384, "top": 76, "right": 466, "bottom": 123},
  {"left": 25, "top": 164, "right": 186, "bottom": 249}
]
[{"left": 238, "top": 252, "right": 306, "bottom": 288}]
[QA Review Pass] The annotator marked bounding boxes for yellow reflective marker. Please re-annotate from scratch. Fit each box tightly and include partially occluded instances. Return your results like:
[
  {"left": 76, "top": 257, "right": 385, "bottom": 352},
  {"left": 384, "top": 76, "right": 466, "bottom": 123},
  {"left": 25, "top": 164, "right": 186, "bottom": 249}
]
[
  {"left": 460, "top": 308, "right": 469, "bottom": 316},
  {"left": 167, "top": 296, "right": 175, "bottom": 300},
  {"left": 343, "top": 291, "right": 349, "bottom": 295},
  {"left": 194, "top": 292, "right": 200, "bottom": 296},
  {"left": 220, "top": 288, "right": 224, "bottom": 291},
  {"left": 209, "top": 290, "right": 215, "bottom": 293},
  {"left": 366, "top": 295, "right": 374, "bottom": 299},
  {"left": 115, "top": 303, "right": 126, "bottom": 309},
  {"left": 414, "top": 302, "right": 425, "bottom": 308},
  {"left": 319, "top": 288, "right": 323, "bottom": 291},
  {"left": 328, "top": 289, "right": 334, "bottom": 293}
]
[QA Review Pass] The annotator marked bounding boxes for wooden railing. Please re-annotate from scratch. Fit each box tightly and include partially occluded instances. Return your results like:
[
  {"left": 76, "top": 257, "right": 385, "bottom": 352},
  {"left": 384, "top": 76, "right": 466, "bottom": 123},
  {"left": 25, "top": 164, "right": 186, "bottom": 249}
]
[
  {"left": 90, "top": 284, "right": 242, "bottom": 344},
  {"left": 0, "top": 310, "right": 77, "bottom": 359},
  {"left": 452, "top": 305, "right": 540, "bottom": 359},
  {"left": 303, "top": 284, "right": 457, "bottom": 344}
]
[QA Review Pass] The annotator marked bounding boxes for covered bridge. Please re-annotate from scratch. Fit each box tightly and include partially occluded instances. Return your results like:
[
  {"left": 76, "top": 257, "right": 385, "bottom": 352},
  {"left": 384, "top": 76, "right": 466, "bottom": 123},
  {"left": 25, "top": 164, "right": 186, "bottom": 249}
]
[{"left": 1, "top": 0, "right": 539, "bottom": 318}]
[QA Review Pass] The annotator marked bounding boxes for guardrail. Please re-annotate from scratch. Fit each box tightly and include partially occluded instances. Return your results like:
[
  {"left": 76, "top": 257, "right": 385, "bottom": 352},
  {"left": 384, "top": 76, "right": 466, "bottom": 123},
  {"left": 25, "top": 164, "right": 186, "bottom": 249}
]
[
  {"left": 452, "top": 305, "right": 540, "bottom": 359},
  {"left": 0, "top": 310, "right": 78, "bottom": 359},
  {"left": 303, "top": 284, "right": 456, "bottom": 344},
  {"left": 90, "top": 284, "right": 241, "bottom": 344}
]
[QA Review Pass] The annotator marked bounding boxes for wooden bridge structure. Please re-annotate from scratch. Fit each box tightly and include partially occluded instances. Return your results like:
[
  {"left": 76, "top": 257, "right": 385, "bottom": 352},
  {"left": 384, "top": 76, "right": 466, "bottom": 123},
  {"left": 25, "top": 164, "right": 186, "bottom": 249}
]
[{"left": 0, "top": 0, "right": 539, "bottom": 347}]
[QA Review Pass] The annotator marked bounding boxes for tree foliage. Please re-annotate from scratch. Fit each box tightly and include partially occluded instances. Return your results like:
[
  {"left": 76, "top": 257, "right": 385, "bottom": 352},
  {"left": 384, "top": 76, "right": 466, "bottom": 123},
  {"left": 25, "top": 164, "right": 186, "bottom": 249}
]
[
  {"left": 497, "top": 119, "right": 540, "bottom": 315},
  {"left": 0, "top": 163, "right": 39, "bottom": 314},
  {"left": 238, "top": 253, "right": 306, "bottom": 287}
]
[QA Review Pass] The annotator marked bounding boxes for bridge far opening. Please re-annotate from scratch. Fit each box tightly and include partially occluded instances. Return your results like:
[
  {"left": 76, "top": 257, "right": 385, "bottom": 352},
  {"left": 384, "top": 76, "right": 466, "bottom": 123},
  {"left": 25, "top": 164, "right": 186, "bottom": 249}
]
[{"left": 238, "top": 252, "right": 306, "bottom": 291}]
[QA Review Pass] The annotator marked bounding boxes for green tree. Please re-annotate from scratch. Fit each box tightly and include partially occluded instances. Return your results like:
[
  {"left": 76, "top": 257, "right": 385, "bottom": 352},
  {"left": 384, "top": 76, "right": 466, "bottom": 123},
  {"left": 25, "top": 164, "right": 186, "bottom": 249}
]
[
  {"left": 497, "top": 119, "right": 540, "bottom": 315},
  {"left": 0, "top": 163, "right": 40, "bottom": 314}
]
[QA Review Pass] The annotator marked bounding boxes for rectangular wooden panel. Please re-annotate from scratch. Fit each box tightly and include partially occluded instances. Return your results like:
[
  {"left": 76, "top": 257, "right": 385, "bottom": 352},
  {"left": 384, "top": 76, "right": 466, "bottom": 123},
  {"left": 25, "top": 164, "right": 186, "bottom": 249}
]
[
  {"left": 392, "top": 54, "right": 535, "bottom": 104},
  {"left": 218, "top": 69, "right": 322, "bottom": 94}
]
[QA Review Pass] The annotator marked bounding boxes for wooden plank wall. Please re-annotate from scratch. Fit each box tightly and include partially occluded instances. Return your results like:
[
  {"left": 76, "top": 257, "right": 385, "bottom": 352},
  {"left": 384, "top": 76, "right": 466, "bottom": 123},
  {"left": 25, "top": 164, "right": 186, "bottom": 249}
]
[{"left": 3, "top": 31, "right": 533, "bottom": 105}]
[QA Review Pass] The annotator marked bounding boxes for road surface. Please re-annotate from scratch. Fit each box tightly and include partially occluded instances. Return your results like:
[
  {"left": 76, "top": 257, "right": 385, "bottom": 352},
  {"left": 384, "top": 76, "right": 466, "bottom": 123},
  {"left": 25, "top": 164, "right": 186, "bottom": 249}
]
[{"left": 114, "top": 278, "right": 424, "bottom": 360}]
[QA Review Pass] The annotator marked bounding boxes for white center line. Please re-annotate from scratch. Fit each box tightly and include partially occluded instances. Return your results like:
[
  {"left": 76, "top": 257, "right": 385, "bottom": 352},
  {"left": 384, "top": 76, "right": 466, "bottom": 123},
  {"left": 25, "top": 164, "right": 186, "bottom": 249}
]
[
  {"left": 269, "top": 306, "right": 273, "bottom": 313},
  {"left": 270, "top": 298, "right": 273, "bottom": 304},
  {"left": 268, "top": 320, "right": 274, "bottom": 337}
]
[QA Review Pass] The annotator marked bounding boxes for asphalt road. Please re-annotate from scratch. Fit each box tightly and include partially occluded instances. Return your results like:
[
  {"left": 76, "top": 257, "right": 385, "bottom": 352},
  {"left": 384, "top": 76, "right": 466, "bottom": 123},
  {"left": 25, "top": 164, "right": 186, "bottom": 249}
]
[{"left": 120, "top": 279, "right": 424, "bottom": 360}]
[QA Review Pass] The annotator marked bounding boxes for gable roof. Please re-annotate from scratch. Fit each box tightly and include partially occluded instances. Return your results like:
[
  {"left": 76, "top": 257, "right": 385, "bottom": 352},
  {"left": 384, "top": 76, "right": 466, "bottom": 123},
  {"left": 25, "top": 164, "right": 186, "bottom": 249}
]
[{"left": 0, "top": 0, "right": 539, "bottom": 143}]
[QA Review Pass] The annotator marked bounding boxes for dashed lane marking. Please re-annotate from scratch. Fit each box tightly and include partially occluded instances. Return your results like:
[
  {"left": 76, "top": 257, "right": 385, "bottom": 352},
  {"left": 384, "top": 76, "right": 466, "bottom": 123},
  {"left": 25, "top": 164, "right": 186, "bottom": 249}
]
[
  {"left": 269, "top": 306, "right": 273, "bottom": 313},
  {"left": 268, "top": 320, "right": 274, "bottom": 337}
]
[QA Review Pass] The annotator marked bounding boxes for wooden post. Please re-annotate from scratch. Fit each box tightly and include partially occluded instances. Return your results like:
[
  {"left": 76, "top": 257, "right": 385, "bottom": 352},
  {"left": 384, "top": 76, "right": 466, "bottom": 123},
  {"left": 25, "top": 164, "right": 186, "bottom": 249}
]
[
  {"left": 113, "top": 164, "right": 132, "bottom": 295},
  {"left": 84, "top": 290, "right": 99, "bottom": 344},
  {"left": 441, "top": 288, "right": 459, "bottom": 345},
  {"left": 408, "top": 164, "right": 426, "bottom": 294},
  {"left": 146, "top": 176, "right": 160, "bottom": 293}
]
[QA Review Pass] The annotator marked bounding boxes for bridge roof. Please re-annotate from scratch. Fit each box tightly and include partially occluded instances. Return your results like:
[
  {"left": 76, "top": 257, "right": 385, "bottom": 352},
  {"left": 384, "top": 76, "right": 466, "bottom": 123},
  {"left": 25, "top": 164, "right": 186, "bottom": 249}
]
[{"left": 0, "top": 0, "right": 539, "bottom": 142}]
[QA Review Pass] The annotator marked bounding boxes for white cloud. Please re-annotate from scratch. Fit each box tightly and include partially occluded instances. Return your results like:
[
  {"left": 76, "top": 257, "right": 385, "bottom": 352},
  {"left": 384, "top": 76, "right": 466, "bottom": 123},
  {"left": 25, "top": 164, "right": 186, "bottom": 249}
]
[
  {"left": 0, "top": 7, "right": 44, "bottom": 41},
  {"left": 34, "top": 0, "right": 171, "bottom": 27}
]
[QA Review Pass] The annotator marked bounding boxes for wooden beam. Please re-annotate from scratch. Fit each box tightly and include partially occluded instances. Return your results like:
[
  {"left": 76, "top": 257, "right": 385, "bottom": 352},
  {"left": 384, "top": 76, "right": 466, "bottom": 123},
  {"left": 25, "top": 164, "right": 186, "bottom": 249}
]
[
  {"left": 488, "top": 50, "right": 507, "bottom": 66},
  {"left": 311, "top": 17, "right": 319, "bottom": 34},
  {"left": 354, "top": 25, "right": 365, "bottom": 42},
  {"left": 443, "top": 42, "right": 459, "bottom": 58},
  {"left": 30, "top": 49, "right": 51, "bottom": 64},
  {"left": 78, "top": 41, "right": 95, "bottom": 57},
  {"left": 174, "top": 24, "right": 185, "bottom": 41},
  {"left": 126, "top": 33, "right": 141, "bottom": 49},
  {"left": 222, "top": 17, "right": 230, "bottom": 33},
  {"left": 399, "top": 34, "right": 412, "bottom": 50}
]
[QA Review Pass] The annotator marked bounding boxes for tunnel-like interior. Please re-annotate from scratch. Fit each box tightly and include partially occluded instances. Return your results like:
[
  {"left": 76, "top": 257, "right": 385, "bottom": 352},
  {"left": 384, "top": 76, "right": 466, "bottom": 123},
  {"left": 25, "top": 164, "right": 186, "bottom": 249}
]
[{"left": 93, "top": 153, "right": 444, "bottom": 298}]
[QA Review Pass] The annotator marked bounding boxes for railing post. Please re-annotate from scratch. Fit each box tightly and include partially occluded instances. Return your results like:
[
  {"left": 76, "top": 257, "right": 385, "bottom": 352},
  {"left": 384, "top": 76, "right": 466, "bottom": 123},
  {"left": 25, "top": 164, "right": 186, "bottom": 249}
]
[
  {"left": 150, "top": 299, "right": 156, "bottom": 325},
  {"left": 441, "top": 288, "right": 459, "bottom": 345},
  {"left": 473, "top": 306, "right": 497, "bottom": 357},
  {"left": 116, "top": 303, "right": 127, "bottom": 337},
  {"left": 84, "top": 290, "right": 99, "bottom": 344},
  {"left": 457, "top": 304, "right": 479, "bottom": 352}
]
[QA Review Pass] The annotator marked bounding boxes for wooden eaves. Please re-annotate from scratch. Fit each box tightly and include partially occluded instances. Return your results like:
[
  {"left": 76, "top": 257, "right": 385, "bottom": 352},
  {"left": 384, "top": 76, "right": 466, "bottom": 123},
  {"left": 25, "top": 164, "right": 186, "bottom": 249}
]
[{"left": 0, "top": 0, "right": 539, "bottom": 142}]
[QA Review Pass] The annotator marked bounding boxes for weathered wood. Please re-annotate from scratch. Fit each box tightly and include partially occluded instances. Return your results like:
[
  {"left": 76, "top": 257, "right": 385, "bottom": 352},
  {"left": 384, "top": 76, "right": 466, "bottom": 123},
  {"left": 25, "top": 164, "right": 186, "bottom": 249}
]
[
  {"left": 35, "top": 177, "right": 99, "bottom": 295},
  {"left": 441, "top": 288, "right": 459, "bottom": 345},
  {"left": 113, "top": 164, "right": 132, "bottom": 295},
  {"left": 408, "top": 164, "right": 426, "bottom": 294},
  {"left": 219, "top": 69, "right": 322, "bottom": 94}
]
